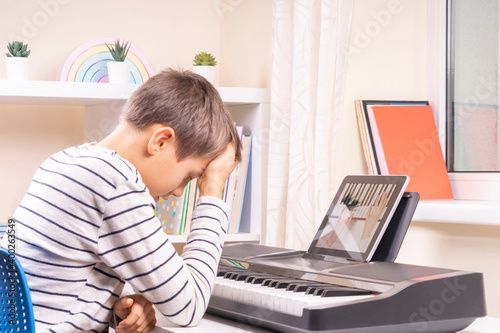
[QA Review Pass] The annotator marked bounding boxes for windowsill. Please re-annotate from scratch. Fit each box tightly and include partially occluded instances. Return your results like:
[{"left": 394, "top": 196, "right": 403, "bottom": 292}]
[{"left": 413, "top": 199, "right": 500, "bottom": 225}]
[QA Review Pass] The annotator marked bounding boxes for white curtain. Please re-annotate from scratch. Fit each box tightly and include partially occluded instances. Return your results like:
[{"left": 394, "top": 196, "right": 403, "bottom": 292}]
[{"left": 265, "top": 0, "right": 354, "bottom": 250}]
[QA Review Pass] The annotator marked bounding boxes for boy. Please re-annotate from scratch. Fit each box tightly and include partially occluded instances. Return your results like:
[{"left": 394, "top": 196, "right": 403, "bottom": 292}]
[{"left": 2, "top": 69, "right": 242, "bottom": 332}]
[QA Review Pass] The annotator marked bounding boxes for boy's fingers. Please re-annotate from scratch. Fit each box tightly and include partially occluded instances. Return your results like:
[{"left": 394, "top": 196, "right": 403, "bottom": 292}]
[
  {"left": 136, "top": 312, "right": 156, "bottom": 333},
  {"left": 198, "top": 144, "right": 239, "bottom": 197},
  {"left": 118, "top": 303, "right": 142, "bottom": 327},
  {"left": 123, "top": 297, "right": 134, "bottom": 307},
  {"left": 117, "top": 295, "right": 156, "bottom": 331},
  {"left": 114, "top": 297, "right": 134, "bottom": 319}
]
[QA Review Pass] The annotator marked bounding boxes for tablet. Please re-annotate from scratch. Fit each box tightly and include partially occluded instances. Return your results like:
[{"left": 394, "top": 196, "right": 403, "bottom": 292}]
[{"left": 308, "top": 175, "right": 409, "bottom": 262}]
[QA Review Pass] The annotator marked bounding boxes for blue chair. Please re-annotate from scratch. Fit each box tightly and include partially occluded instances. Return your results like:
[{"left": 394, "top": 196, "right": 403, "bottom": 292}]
[{"left": 0, "top": 247, "right": 35, "bottom": 332}]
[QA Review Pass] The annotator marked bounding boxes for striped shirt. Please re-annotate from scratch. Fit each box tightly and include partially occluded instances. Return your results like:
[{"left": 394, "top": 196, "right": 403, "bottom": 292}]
[{"left": 1, "top": 143, "right": 229, "bottom": 332}]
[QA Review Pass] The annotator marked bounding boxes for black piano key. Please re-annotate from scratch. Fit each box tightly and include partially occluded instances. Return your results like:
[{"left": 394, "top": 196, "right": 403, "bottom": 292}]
[
  {"left": 305, "top": 286, "right": 325, "bottom": 295},
  {"left": 232, "top": 273, "right": 251, "bottom": 281},
  {"left": 285, "top": 281, "right": 311, "bottom": 291},
  {"left": 221, "top": 269, "right": 251, "bottom": 279},
  {"left": 273, "top": 280, "right": 305, "bottom": 289},
  {"left": 247, "top": 275, "right": 272, "bottom": 284},
  {"left": 228, "top": 272, "right": 248, "bottom": 280},
  {"left": 313, "top": 287, "right": 331, "bottom": 296},
  {"left": 233, "top": 271, "right": 271, "bottom": 281},
  {"left": 262, "top": 279, "right": 273, "bottom": 287},
  {"left": 230, "top": 270, "right": 269, "bottom": 281},
  {"left": 263, "top": 278, "right": 283, "bottom": 286},
  {"left": 263, "top": 277, "right": 290, "bottom": 287},
  {"left": 224, "top": 272, "right": 239, "bottom": 279},
  {"left": 220, "top": 268, "right": 304, "bottom": 288},
  {"left": 267, "top": 278, "right": 302, "bottom": 288}
]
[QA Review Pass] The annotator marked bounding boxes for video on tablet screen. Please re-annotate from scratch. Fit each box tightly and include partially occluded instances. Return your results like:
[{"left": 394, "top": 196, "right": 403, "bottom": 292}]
[{"left": 309, "top": 175, "right": 408, "bottom": 261}]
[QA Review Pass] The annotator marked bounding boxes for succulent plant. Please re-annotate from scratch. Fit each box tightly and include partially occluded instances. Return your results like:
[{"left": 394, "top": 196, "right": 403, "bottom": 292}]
[
  {"left": 193, "top": 51, "right": 217, "bottom": 66},
  {"left": 6, "top": 41, "right": 31, "bottom": 57},
  {"left": 105, "top": 39, "right": 130, "bottom": 62}
]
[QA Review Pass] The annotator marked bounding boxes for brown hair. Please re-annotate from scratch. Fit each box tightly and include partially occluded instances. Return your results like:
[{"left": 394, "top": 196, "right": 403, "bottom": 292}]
[{"left": 123, "top": 69, "right": 241, "bottom": 161}]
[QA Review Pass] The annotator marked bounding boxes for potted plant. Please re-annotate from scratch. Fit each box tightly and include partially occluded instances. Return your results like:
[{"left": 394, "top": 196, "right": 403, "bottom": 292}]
[
  {"left": 192, "top": 51, "right": 217, "bottom": 85},
  {"left": 105, "top": 39, "right": 131, "bottom": 84},
  {"left": 5, "top": 41, "right": 31, "bottom": 80}
]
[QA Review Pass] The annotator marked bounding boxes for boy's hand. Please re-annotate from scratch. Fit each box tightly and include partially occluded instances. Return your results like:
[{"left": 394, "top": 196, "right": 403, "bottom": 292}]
[
  {"left": 113, "top": 294, "right": 157, "bottom": 333},
  {"left": 198, "top": 144, "right": 239, "bottom": 198}
]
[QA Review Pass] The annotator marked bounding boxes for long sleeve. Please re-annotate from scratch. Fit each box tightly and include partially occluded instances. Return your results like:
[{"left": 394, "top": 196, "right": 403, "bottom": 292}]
[
  {"left": 6, "top": 143, "right": 229, "bottom": 332},
  {"left": 97, "top": 179, "right": 228, "bottom": 326}
]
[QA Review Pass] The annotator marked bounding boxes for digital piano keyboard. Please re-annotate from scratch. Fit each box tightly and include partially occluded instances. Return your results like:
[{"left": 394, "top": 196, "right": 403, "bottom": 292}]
[{"left": 207, "top": 243, "right": 486, "bottom": 333}]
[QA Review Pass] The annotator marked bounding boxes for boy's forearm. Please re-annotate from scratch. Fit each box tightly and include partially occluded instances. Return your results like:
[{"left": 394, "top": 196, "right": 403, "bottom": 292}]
[{"left": 165, "top": 196, "right": 229, "bottom": 326}]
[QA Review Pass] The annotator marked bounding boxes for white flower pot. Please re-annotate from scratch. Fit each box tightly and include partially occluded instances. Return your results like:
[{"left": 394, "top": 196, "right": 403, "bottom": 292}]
[
  {"left": 107, "top": 61, "right": 131, "bottom": 84},
  {"left": 192, "top": 65, "right": 216, "bottom": 85},
  {"left": 5, "top": 57, "right": 29, "bottom": 81}
]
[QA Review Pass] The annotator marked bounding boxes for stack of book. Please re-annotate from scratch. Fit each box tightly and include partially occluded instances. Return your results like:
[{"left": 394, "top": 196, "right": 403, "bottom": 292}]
[
  {"left": 355, "top": 100, "right": 453, "bottom": 200},
  {"left": 155, "top": 126, "right": 252, "bottom": 235}
]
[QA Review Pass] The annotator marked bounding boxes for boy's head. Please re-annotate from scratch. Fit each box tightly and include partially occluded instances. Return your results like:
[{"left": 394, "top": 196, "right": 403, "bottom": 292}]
[{"left": 123, "top": 69, "right": 242, "bottom": 162}]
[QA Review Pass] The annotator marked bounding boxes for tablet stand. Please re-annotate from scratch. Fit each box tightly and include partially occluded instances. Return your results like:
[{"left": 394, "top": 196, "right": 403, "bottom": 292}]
[{"left": 371, "top": 192, "right": 420, "bottom": 262}]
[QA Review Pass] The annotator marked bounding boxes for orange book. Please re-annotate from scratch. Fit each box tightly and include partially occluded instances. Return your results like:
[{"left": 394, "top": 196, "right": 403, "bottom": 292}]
[{"left": 370, "top": 105, "right": 453, "bottom": 199}]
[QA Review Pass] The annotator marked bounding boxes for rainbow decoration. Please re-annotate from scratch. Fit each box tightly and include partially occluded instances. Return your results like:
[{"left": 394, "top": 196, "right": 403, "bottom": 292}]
[{"left": 57, "top": 38, "right": 155, "bottom": 84}]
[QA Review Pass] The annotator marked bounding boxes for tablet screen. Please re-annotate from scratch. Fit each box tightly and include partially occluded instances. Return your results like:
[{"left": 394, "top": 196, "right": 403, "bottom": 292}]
[{"left": 308, "top": 175, "right": 409, "bottom": 262}]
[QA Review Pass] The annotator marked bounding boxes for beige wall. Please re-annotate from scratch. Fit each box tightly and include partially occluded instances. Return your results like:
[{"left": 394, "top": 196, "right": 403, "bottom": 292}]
[
  {"left": 338, "top": 0, "right": 428, "bottom": 183},
  {"left": 220, "top": 0, "right": 273, "bottom": 87},
  {"left": 0, "top": 0, "right": 271, "bottom": 86},
  {"left": 0, "top": 105, "right": 84, "bottom": 219}
]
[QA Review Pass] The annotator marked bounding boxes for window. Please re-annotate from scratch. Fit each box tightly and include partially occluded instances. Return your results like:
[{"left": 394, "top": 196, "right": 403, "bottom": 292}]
[
  {"left": 443, "top": 0, "right": 500, "bottom": 201},
  {"left": 447, "top": 0, "right": 500, "bottom": 172}
]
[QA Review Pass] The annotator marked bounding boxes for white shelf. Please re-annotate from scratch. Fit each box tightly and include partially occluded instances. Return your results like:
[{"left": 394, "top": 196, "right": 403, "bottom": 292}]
[
  {"left": 0, "top": 80, "right": 270, "bottom": 107},
  {"left": 413, "top": 199, "right": 500, "bottom": 225},
  {"left": 168, "top": 233, "right": 260, "bottom": 244},
  {"left": 0, "top": 80, "right": 138, "bottom": 105},
  {"left": 217, "top": 87, "right": 270, "bottom": 106}
]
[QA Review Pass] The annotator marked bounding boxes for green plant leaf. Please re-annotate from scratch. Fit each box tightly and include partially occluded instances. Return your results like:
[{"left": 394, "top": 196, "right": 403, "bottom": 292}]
[
  {"left": 193, "top": 51, "right": 217, "bottom": 66},
  {"left": 6, "top": 41, "right": 30, "bottom": 57},
  {"left": 106, "top": 39, "right": 131, "bottom": 62}
]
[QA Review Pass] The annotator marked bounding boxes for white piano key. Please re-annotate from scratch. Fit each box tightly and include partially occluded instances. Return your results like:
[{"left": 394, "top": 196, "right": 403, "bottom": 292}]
[{"left": 214, "top": 276, "right": 375, "bottom": 317}]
